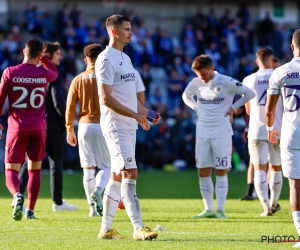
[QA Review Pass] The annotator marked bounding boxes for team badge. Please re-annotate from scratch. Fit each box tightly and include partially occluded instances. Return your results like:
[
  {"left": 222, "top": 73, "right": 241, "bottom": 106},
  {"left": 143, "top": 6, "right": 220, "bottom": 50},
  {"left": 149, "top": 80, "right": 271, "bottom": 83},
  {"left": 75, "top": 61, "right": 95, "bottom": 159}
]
[
  {"left": 127, "top": 156, "right": 132, "bottom": 163},
  {"left": 213, "top": 85, "right": 222, "bottom": 94}
]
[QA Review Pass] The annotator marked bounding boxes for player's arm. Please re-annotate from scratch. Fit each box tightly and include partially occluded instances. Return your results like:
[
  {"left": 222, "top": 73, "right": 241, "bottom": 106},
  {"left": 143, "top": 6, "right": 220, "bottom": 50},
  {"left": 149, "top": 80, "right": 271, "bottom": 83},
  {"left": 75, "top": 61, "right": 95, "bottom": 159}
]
[
  {"left": 245, "top": 101, "right": 250, "bottom": 115},
  {"left": 137, "top": 91, "right": 146, "bottom": 105},
  {"left": 40, "top": 55, "right": 58, "bottom": 82},
  {"left": 51, "top": 75, "right": 66, "bottom": 116},
  {"left": 182, "top": 82, "right": 197, "bottom": 111},
  {"left": 265, "top": 93, "right": 280, "bottom": 144},
  {"left": 0, "top": 68, "right": 9, "bottom": 114},
  {"left": 99, "top": 83, "right": 150, "bottom": 130},
  {"left": 65, "top": 79, "right": 78, "bottom": 147}
]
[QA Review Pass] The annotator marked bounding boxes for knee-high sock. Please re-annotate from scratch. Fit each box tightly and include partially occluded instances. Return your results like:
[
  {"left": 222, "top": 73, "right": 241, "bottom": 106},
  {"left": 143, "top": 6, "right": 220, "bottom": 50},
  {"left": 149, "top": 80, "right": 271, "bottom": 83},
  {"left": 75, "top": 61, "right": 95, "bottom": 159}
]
[
  {"left": 216, "top": 175, "right": 228, "bottom": 212},
  {"left": 100, "top": 179, "right": 121, "bottom": 233},
  {"left": 292, "top": 211, "right": 300, "bottom": 236},
  {"left": 83, "top": 169, "right": 95, "bottom": 205},
  {"left": 95, "top": 168, "right": 110, "bottom": 195},
  {"left": 27, "top": 169, "right": 41, "bottom": 210},
  {"left": 269, "top": 171, "right": 282, "bottom": 207},
  {"left": 254, "top": 170, "right": 270, "bottom": 211},
  {"left": 5, "top": 169, "right": 20, "bottom": 196},
  {"left": 121, "top": 178, "right": 143, "bottom": 232},
  {"left": 199, "top": 177, "right": 214, "bottom": 211}
]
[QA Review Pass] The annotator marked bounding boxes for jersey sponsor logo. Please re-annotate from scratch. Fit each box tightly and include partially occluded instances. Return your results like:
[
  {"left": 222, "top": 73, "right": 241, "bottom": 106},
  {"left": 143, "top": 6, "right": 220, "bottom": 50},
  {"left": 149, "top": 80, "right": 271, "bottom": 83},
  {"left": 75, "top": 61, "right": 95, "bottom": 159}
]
[
  {"left": 199, "top": 96, "right": 225, "bottom": 104},
  {"left": 236, "top": 82, "right": 242, "bottom": 87},
  {"left": 120, "top": 73, "right": 135, "bottom": 82},
  {"left": 213, "top": 85, "right": 222, "bottom": 94},
  {"left": 257, "top": 80, "right": 269, "bottom": 85},
  {"left": 287, "top": 72, "right": 300, "bottom": 79},
  {"left": 12, "top": 77, "right": 47, "bottom": 84},
  {"left": 81, "top": 73, "right": 96, "bottom": 80}
]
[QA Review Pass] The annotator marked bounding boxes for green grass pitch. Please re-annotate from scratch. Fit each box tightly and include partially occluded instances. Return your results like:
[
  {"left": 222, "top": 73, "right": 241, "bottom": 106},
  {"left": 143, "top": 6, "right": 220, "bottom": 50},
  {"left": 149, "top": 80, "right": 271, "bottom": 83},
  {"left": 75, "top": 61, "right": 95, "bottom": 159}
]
[{"left": 0, "top": 170, "right": 297, "bottom": 249}]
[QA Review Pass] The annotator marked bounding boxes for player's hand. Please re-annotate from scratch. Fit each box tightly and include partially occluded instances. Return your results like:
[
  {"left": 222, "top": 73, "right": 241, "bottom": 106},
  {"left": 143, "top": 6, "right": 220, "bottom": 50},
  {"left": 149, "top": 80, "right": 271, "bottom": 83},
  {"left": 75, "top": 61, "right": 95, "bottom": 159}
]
[
  {"left": 225, "top": 107, "right": 234, "bottom": 124},
  {"left": 152, "top": 113, "right": 161, "bottom": 125},
  {"left": 268, "top": 128, "right": 280, "bottom": 144},
  {"left": 67, "top": 132, "right": 77, "bottom": 147},
  {"left": 133, "top": 113, "right": 150, "bottom": 131}
]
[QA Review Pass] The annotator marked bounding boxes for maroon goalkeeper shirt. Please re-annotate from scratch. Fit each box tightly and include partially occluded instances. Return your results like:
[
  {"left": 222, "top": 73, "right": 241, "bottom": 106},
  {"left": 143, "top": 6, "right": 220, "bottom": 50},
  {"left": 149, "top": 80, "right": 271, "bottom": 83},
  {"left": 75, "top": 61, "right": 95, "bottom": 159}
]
[{"left": 0, "top": 56, "right": 58, "bottom": 132}]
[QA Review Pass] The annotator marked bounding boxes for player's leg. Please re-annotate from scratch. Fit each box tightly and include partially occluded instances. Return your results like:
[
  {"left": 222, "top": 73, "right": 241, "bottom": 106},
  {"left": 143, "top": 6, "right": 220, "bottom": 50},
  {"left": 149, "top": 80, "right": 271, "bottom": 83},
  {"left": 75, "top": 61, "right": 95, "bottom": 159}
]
[
  {"left": 240, "top": 162, "right": 255, "bottom": 200},
  {"left": 91, "top": 124, "right": 111, "bottom": 216},
  {"left": 5, "top": 131, "right": 27, "bottom": 221},
  {"left": 78, "top": 124, "right": 98, "bottom": 216},
  {"left": 280, "top": 148, "right": 300, "bottom": 248},
  {"left": 19, "top": 161, "right": 28, "bottom": 195},
  {"left": 213, "top": 137, "right": 231, "bottom": 219},
  {"left": 194, "top": 138, "right": 215, "bottom": 218},
  {"left": 98, "top": 131, "right": 122, "bottom": 239},
  {"left": 248, "top": 139, "right": 271, "bottom": 216},
  {"left": 268, "top": 141, "right": 282, "bottom": 213},
  {"left": 47, "top": 130, "right": 77, "bottom": 211}
]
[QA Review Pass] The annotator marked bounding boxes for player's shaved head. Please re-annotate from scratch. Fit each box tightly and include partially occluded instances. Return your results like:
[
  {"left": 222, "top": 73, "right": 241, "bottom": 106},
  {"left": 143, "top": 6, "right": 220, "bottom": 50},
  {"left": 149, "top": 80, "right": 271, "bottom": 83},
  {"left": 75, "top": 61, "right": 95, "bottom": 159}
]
[
  {"left": 83, "top": 44, "right": 103, "bottom": 61},
  {"left": 292, "top": 29, "right": 300, "bottom": 49},
  {"left": 256, "top": 48, "right": 274, "bottom": 64},
  {"left": 192, "top": 55, "right": 213, "bottom": 71},
  {"left": 25, "top": 38, "right": 43, "bottom": 59},
  {"left": 106, "top": 14, "right": 130, "bottom": 31}
]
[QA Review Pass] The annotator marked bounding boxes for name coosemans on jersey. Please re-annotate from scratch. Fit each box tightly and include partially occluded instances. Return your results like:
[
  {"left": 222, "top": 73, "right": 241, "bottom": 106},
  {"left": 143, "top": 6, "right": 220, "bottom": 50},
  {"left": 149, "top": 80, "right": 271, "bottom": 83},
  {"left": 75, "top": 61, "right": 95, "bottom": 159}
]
[{"left": 12, "top": 77, "right": 47, "bottom": 83}]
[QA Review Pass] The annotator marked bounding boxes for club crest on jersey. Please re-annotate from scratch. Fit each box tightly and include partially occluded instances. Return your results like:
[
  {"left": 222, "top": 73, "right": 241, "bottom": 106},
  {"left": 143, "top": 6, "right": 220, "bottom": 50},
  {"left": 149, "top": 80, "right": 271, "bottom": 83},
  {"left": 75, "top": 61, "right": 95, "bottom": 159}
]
[
  {"left": 213, "top": 85, "right": 222, "bottom": 94},
  {"left": 126, "top": 156, "right": 132, "bottom": 163}
]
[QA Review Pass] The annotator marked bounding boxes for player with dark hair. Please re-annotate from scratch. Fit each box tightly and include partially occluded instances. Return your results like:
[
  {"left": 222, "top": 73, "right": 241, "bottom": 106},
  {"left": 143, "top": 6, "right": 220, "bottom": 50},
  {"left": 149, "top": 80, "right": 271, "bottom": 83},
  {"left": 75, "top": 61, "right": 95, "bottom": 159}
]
[
  {"left": 0, "top": 38, "right": 58, "bottom": 220},
  {"left": 66, "top": 43, "right": 110, "bottom": 217},
  {"left": 182, "top": 54, "right": 255, "bottom": 219},
  {"left": 95, "top": 14, "right": 160, "bottom": 240},
  {"left": 265, "top": 28, "right": 300, "bottom": 248},
  {"left": 243, "top": 48, "right": 283, "bottom": 216}
]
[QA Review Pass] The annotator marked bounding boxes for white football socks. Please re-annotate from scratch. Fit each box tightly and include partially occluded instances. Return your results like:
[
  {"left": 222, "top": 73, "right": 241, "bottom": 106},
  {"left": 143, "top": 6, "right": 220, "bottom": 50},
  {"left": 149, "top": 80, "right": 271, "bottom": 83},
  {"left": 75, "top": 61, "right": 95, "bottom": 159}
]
[
  {"left": 292, "top": 211, "right": 300, "bottom": 237},
  {"left": 199, "top": 177, "right": 214, "bottom": 212},
  {"left": 121, "top": 178, "right": 143, "bottom": 232},
  {"left": 100, "top": 179, "right": 121, "bottom": 233},
  {"left": 269, "top": 171, "right": 282, "bottom": 207},
  {"left": 216, "top": 175, "right": 228, "bottom": 212},
  {"left": 83, "top": 169, "right": 95, "bottom": 205},
  {"left": 95, "top": 168, "right": 110, "bottom": 195},
  {"left": 254, "top": 170, "right": 270, "bottom": 211}
]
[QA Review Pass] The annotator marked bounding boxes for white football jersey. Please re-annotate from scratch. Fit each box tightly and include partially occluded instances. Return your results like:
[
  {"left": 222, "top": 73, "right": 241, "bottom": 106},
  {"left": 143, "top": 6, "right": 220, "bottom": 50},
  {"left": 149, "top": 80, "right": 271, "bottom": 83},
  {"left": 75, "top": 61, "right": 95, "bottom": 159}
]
[
  {"left": 95, "top": 46, "right": 138, "bottom": 135},
  {"left": 135, "top": 69, "right": 146, "bottom": 93},
  {"left": 183, "top": 72, "right": 247, "bottom": 138},
  {"left": 268, "top": 57, "right": 300, "bottom": 149},
  {"left": 243, "top": 69, "right": 282, "bottom": 140}
]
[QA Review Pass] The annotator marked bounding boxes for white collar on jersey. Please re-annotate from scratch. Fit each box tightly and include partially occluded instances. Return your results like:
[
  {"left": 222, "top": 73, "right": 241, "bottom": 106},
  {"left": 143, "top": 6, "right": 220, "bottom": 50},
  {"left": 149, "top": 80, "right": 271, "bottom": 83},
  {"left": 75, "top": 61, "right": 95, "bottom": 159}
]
[{"left": 106, "top": 46, "right": 123, "bottom": 55}]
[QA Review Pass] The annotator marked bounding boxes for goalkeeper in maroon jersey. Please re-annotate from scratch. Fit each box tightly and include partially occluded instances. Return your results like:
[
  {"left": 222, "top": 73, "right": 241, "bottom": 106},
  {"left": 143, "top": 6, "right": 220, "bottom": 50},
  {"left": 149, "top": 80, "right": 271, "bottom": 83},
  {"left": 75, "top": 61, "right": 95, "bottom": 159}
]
[{"left": 0, "top": 38, "right": 58, "bottom": 220}]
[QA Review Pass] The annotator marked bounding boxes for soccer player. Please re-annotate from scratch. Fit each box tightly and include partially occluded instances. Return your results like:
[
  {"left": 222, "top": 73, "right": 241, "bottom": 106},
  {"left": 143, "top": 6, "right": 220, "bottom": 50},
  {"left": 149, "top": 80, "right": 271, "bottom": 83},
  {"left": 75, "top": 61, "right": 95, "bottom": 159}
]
[
  {"left": 243, "top": 48, "right": 283, "bottom": 216},
  {"left": 65, "top": 43, "right": 111, "bottom": 217},
  {"left": 265, "top": 28, "right": 300, "bottom": 248},
  {"left": 95, "top": 14, "right": 161, "bottom": 240},
  {"left": 18, "top": 42, "right": 78, "bottom": 211},
  {"left": 182, "top": 54, "right": 254, "bottom": 219},
  {"left": 0, "top": 38, "right": 58, "bottom": 220}
]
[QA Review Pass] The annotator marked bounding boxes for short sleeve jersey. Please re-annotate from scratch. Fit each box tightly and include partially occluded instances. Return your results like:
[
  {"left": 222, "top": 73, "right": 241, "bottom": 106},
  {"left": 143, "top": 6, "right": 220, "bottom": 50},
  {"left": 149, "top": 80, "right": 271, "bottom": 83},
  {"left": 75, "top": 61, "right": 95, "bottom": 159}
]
[
  {"left": 243, "top": 69, "right": 282, "bottom": 140},
  {"left": 184, "top": 71, "right": 245, "bottom": 138},
  {"left": 135, "top": 69, "right": 146, "bottom": 93},
  {"left": 268, "top": 57, "right": 300, "bottom": 149},
  {"left": 95, "top": 46, "right": 137, "bottom": 135},
  {"left": 0, "top": 62, "right": 57, "bottom": 132}
]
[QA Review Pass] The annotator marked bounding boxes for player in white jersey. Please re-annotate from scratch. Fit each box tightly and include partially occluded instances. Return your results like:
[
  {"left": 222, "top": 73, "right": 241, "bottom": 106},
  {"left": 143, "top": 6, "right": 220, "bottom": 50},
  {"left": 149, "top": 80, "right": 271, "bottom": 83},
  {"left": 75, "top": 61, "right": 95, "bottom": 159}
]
[
  {"left": 265, "top": 29, "right": 300, "bottom": 248},
  {"left": 243, "top": 48, "right": 283, "bottom": 216},
  {"left": 95, "top": 14, "right": 161, "bottom": 241},
  {"left": 182, "top": 55, "right": 255, "bottom": 219}
]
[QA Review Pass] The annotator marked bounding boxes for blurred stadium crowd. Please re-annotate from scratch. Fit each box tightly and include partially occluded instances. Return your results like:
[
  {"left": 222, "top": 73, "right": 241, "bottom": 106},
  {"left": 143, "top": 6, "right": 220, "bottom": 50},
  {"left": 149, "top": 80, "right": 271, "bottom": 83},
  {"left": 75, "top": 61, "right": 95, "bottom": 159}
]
[{"left": 0, "top": 2, "right": 296, "bottom": 171}]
